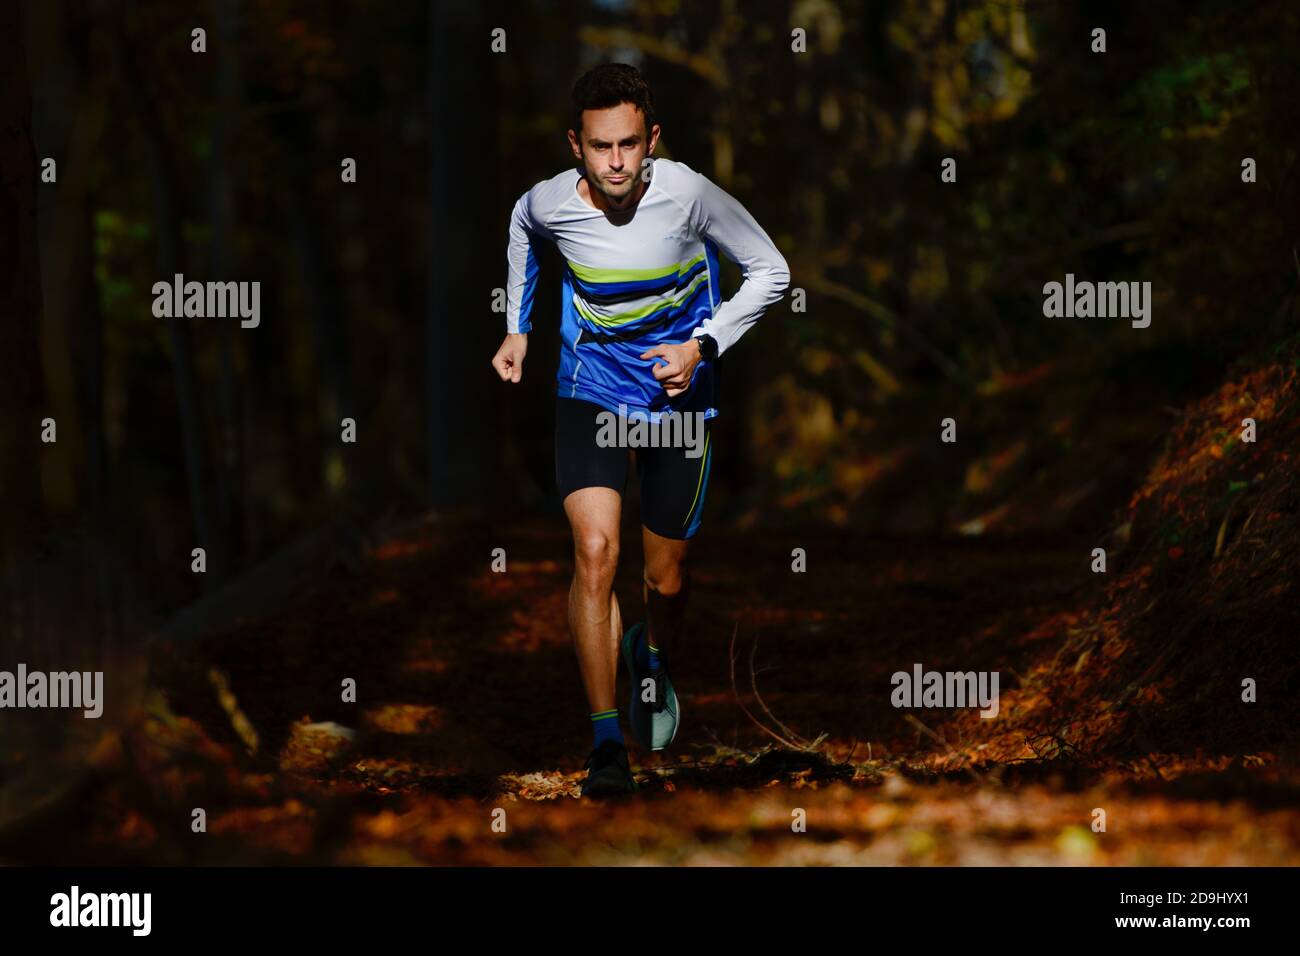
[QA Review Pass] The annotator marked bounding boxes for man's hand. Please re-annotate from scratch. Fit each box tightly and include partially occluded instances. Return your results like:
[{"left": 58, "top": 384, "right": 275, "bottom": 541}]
[
  {"left": 492, "top": 332, "right": 528, "bottom": 383},
  {"left": 640, "top": 338, "right": 702, "bottom": 398}
]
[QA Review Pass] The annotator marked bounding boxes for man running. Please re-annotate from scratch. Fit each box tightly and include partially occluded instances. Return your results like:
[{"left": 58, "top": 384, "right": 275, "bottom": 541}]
[{"left": 492, "top": 62, "right": 790, "bottom": 797}]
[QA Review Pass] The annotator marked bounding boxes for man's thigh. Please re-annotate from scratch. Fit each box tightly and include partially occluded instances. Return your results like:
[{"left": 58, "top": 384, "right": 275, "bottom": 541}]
[
  {"left": 635, "top": 421, "right": 713, "bottom": 541},
  {"left": 556, "top": 397, "right": 628, "bottom": 549},
  {"left": 555, "top": 396, "right": 629, "bottom": 501},
  {"left": 563, "top": 486, "right": 622, "bottom": 550}
]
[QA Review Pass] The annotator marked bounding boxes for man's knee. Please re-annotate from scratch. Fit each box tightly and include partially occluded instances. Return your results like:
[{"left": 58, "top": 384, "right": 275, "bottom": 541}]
[
  {"left": 574, "top": 530, "right": 619, "bottom": 583},
  {"left": 645, "top": 554, "right": 688, "bottom": 598}
]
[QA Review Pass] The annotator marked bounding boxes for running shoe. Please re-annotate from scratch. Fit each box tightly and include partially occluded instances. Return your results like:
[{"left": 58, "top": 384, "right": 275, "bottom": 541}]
[
  {"left": 580, "top": 739, "right": 638, "bottom": 797},
  {"left": 621, "top": 621, "right": 680, "bottom": 751}
]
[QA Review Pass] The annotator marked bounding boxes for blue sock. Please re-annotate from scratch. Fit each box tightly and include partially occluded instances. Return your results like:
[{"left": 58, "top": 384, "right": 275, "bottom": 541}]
[
  {"left": 591, "top": 708, "right": 622, "bottom": 748},
  {"left": 648, "top": 639, "right": 661, "bottom": 673}
]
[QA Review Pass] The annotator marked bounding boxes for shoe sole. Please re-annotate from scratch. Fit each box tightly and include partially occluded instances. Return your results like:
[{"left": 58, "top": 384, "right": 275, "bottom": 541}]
[
  {"left": 581, "top": 767, "right": 639, "bottom": 797},
  {"left": 653, "top": 673, "right": 680, "bottom": 751}
]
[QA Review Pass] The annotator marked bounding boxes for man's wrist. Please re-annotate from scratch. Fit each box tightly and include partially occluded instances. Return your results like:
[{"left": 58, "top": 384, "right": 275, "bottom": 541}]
[{"left": 692, "top": 333, "right": 718, "bottom": 360}]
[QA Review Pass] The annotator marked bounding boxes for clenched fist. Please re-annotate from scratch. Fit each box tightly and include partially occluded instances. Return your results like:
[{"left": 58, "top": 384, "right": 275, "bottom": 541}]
[{"left": 492, "top": 332, "right": 528, "bottom": 383}]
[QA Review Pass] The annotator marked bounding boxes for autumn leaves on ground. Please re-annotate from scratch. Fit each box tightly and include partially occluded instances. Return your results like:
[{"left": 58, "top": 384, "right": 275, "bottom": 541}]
[{"left": 7, "top": 342, "right": 1300, "bottom": 866}]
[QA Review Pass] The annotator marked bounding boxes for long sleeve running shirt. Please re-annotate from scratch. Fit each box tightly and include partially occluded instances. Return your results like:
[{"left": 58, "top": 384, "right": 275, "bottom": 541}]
[{"left": 504, "top": 157, "right": 790, "bottom": 420}]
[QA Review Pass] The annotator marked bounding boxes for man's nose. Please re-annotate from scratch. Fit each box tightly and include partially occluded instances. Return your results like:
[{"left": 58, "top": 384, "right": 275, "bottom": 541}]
[{"left": 610, "top": 147, "right": 624, "bottom": 169}]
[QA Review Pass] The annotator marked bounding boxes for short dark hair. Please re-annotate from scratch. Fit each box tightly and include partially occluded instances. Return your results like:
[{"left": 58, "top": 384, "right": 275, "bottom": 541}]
[{"left": 571, "top": 62, "right": 657, "bottom": 138}]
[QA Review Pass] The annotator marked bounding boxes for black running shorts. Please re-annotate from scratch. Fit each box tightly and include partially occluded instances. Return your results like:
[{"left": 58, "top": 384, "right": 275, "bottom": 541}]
[{"left": 555, "top": 397, "right": 714, "bottom": 540}]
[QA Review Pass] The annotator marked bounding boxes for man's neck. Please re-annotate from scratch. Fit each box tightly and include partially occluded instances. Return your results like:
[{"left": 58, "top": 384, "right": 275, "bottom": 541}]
[{"left": 579, "top": 173, "right": 647, "bottom": 215}]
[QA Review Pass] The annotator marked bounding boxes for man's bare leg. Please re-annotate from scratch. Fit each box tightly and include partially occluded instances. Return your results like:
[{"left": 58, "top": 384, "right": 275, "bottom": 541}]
[
  {"left": 642, "top": 524, "right": 691, "bottom": 661},
  {"left": 564, "top": 487, "right": 623, "bottom": 713}
]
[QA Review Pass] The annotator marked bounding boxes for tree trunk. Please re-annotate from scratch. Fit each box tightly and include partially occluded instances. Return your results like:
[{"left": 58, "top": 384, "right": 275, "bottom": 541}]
[
  {"left": 113, "top": 20, "right": 228, "bottom": 590},
  {"left": 426, "top": 0, "right": 494, "bottom": 508},
  {"left": 0, "top": 0, "right": 50, "bottom": 653},
  {"left": 209, "top": 0, "right": 243, "bottom": 575},
  {"left": 281, "top": 125, "right": 367, "bottom": 512}
]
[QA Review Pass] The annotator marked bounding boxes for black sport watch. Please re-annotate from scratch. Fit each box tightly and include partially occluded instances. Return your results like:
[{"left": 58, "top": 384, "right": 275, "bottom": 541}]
[{"left": 693, "top": 333, "right": 718, "bottom": 360}]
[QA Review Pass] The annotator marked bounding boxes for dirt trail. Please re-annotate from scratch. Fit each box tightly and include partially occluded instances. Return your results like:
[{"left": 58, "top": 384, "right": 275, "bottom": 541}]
[{"left": 11, "top": 512, "right": 1294, "bottom": 866}]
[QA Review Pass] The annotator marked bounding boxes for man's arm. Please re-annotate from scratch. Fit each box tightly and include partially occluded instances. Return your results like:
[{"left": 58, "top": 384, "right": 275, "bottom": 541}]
[
  {"left": 641, "top": 168, "right": 790, "bottom": 396},
  {"left": 494, "top": 187, "right": 550, "bottom": 383},
  {"left": 687, "top": 169, "right": 791, "bottom": 356},
  {"left": 505, "top": 189, "right": 550, "bottom": 335}
]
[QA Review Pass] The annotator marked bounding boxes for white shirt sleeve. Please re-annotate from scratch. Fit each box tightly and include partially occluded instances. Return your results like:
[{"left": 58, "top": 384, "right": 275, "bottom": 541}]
[
  {"left": 505, "top": 186, "right": 552, "bottom": 334},
  {"left": 685, "top": 169, "right": 790, "bottom": 356}
]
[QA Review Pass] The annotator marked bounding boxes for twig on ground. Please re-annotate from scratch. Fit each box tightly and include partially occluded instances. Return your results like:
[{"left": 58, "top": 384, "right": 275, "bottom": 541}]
[
  {"left": 729, "top": 623, "right": 806, "bottom": 751},
  {"left": 748, "top": 635, "right": 808, "bottom": 747},
  {"left": 208, "top": 666, "right": 259, "bottom": 755},
  {"left": 903, "top": 714, "right": 984, "bottom": 784},
  {"left": 701, "top": 724, "right": 756, "bottom": 760}
]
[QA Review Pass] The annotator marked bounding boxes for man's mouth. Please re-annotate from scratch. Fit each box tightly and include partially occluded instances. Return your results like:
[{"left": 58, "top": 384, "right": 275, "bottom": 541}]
[{"left": 607, "top": 176, "right": 628, "bottom": 184}]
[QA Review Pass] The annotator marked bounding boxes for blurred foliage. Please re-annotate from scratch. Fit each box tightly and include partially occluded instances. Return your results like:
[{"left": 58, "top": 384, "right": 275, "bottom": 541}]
[{"left": 28, "top": 0, "right": 1300, "bottom": 610}]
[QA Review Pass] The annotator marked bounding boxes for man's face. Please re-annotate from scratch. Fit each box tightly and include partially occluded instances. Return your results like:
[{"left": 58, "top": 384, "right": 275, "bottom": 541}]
[{"left": 568, "top": 102, "right": 661, "bottom": 204}]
